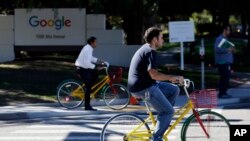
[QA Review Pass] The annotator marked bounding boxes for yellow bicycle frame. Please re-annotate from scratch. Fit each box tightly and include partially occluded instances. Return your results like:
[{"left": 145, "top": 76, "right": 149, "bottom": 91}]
[
  {"left": 71, "top": 75, "right": 110, "bottom": 100},
  {"left": 125, "top": 99, "right": 195, "bottom": 141}
]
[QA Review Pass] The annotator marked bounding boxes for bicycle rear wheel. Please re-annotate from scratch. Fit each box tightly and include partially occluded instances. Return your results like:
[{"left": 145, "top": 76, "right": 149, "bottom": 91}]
[
  {"left": 100, "top": 113, "right": 151, "bottom": 141},
  {"left": 103, "top": 84, "right": 130, "bottom": 110},
  {"left": 181, "top": 110, "right": 230, "bottom": 141},
  {"left": 57, "top": 79, "right": 85, "bottom": 109}
]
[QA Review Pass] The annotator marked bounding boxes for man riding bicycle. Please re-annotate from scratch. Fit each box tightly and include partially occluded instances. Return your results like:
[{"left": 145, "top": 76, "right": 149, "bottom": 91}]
[
  {"left": 127, "top": 27, "right": 184, "bottom": 141},
  {"left": 75, "top": 36, "right": 106, "bottom": 111}
]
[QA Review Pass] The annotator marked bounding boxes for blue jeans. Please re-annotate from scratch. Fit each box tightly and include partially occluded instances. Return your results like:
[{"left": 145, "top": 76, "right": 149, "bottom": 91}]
[{"left": 131, "top": 81, "right": 180, "bottom": 141}]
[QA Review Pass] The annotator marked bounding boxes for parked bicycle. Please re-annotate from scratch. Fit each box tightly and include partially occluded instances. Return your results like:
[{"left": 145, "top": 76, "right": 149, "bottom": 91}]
[
  {"left": 56, "top": 62, "right": 130, "bottom": 110},
  {"left": 100, "top": 79, "right": 230, "bottom": 141}
]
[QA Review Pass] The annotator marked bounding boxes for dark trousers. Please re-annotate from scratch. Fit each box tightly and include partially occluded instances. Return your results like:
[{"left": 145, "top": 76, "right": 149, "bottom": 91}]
[
  {"left": 76, "top": 67, "right": 98, "bottom": 108},
  {"left": 217, "top": 64, "right": 231, "bottom": 96}
]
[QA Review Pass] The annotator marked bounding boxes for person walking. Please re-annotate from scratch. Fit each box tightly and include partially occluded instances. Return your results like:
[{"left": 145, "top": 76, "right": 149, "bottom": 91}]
[
  {"left": 214, "top": 24, "right": 235, "bottom": 98},
  {"left": 75, "top": 36, "right": 105, "bottom": 111},
  {"left": 127, "top": 27, "right": 184, "bottom": 141}
]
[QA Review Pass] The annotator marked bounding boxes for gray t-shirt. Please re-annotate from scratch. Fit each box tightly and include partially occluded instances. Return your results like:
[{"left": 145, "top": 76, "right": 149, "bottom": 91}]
[{"left": 128, "top": 43, "right": 157, "bottom": 92}]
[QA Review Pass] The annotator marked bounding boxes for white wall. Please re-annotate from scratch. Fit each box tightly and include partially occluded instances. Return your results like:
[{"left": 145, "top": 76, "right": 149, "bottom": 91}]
[
  {"left": 94, "top": 45, "right": 140, "bottom": 67},
  {"left": 0, "top": 15, "right": 14, "bottom": 63},
  {"left": 87, "top": 14, "right": 134, "bottom": 67},
  {"left": 87, "top": 14, "right": 106, "bottom": 30},
  {"left": 87, "top": 29, "right": 124, "bottom": 45},
  {"left": 86, "top": 14, "right": 124, "bottom": 45}
]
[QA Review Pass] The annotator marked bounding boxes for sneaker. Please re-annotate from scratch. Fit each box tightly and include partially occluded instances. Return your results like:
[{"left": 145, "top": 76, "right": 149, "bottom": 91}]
[
  {"left": 218, "top": 94, "right": 232, "bottom": 99},
  {"left": 85, "top": 107, "right": 97, "bottom": 111}
]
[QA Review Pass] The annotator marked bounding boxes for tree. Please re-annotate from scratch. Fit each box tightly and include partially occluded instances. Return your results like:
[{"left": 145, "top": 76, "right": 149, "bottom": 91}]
[{"left": 104, "top": 0, "right": 161, "bottom": 44}]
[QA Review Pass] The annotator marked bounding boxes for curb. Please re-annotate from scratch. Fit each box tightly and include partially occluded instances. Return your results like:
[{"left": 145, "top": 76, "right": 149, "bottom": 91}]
[
  {"left": 0, "top": 108, "right": 106, "bottom": 121},
  {"left": 0, "top": 112, "right": 29, "bottom": 120},
  {"left": 223, "top": 103, "right": 250, "bottom": 109}
]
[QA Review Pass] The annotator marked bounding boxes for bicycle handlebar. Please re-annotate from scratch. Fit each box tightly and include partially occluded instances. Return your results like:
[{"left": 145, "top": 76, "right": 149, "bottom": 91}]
[
  {"left": 101, "top": 62, "right": 109, "bottom": 75},
  {"left": 176, "top": 79, "right": 194, "bottom": 88},
  {"left": 183, "top": 79, "right": 191, "bottom": 88},
  {"left": 181, "top": 79, "right": 195, "bottom": 98}
]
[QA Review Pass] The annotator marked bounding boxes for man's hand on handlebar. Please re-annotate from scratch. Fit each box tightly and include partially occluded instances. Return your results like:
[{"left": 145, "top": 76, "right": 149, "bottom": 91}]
[
  {"left": 103, "top": 61, "right": 109, "bottom": 67},
  {"left": 170, "top": 76, "right": 184, "bottom": 85},
  {"left": 95, "top": 61, "right": 109, "bottom": 70}
]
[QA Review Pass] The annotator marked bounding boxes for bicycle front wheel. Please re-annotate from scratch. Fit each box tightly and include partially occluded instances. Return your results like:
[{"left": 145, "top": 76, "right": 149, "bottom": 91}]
[
  {"left": 181, "top": 110, "right": 230, "bottom": 141},
  {"left": 103, "top": 83, "right": 130, "bottom": 110},
  {"left": 57, "top": 79, "right": 85, "bottom": 109},
  {"left": 100, "top": 113, "right": 151, "bottom": 141}
]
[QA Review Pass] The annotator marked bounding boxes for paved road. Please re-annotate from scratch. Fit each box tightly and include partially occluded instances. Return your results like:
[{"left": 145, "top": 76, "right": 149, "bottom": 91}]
[
  {"left": 0, "top": 113, "right": 109, "bottom": 141},
  {"left": 0, "top": 106, "right": 151, "bottom": 141},
  {"left": 1, "top": 106, "right": 249, "bottom": 141}
]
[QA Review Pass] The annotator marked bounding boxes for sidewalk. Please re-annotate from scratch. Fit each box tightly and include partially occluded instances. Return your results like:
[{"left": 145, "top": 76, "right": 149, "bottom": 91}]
[{"left": 1, "top": 84, "right": 250, "bottom": 121}]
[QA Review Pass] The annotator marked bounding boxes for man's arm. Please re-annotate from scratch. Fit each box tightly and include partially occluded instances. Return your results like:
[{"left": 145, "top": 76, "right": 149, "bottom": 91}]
[
  {"left": 148, "top": 69, "right": 184, "bottom": 84},
  {"left": 91, "top": 56, "right": 98, "bottom": 63},
  {"left": 215, "top": 38, "right": 235, "bottom": 54}
]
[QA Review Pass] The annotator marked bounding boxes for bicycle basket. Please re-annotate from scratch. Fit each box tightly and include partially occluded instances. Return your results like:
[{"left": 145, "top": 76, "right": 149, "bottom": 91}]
[
  {"left": 189, "top": 89, "right": 217, "bottom": 108},
  {"left": 108, "top": 67, "right": 123, "bottom": 83}
]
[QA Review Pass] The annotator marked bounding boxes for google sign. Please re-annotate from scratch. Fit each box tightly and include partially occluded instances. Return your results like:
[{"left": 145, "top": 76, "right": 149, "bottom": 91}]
[
  {"left": 15, "top": 8, "right": 86, "bottom": 46},
  {"left": 29, "top": 16, "right": 71, "bottom": 30}
]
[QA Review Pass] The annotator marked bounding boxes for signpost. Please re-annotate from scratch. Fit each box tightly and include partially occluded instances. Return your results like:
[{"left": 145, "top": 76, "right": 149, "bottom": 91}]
[
  {"left": 169, "top": 21, "right": 195, "bottom": 70},
  {"left": 200, "top": 38, "right": 205, "bottom": 89}
]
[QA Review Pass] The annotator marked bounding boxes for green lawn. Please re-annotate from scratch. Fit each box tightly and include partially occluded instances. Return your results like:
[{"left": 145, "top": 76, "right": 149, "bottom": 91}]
[
  {"left": 0, "top": 59, "right": 76, "bottom": 99},
  {"left": 0, "top": 58, "right": 128, "bottom": 100}
]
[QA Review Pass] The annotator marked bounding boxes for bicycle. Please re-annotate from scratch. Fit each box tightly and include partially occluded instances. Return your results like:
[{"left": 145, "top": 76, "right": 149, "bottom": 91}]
[
  {"left": 100, "top": 79, "right": 230, "bottom": 141},
  {"left": 56, "top": 62, "right": 131, "bottom": 110}
]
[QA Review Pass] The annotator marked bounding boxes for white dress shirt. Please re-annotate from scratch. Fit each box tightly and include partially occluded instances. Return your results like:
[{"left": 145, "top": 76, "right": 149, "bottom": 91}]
[{"left": 75, "top": 44, "right": 98, "bottom": 69}]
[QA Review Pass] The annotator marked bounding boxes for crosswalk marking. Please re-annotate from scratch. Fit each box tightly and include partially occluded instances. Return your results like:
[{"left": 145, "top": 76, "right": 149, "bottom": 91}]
[
  {"left": 1, "top": 122, "right": 181, "bottom": 141},
  {"left": 13, "top": 129, "right": 100, "bottom": 133},
  {"left": 0, "top": 136, "right": 100, "bottom": 140},
  {"left": 0, "top": 112, "right": 188, "bottom": 141},
  {"left": 28, "top": 125, "right": 80, "bottom": 128}
]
